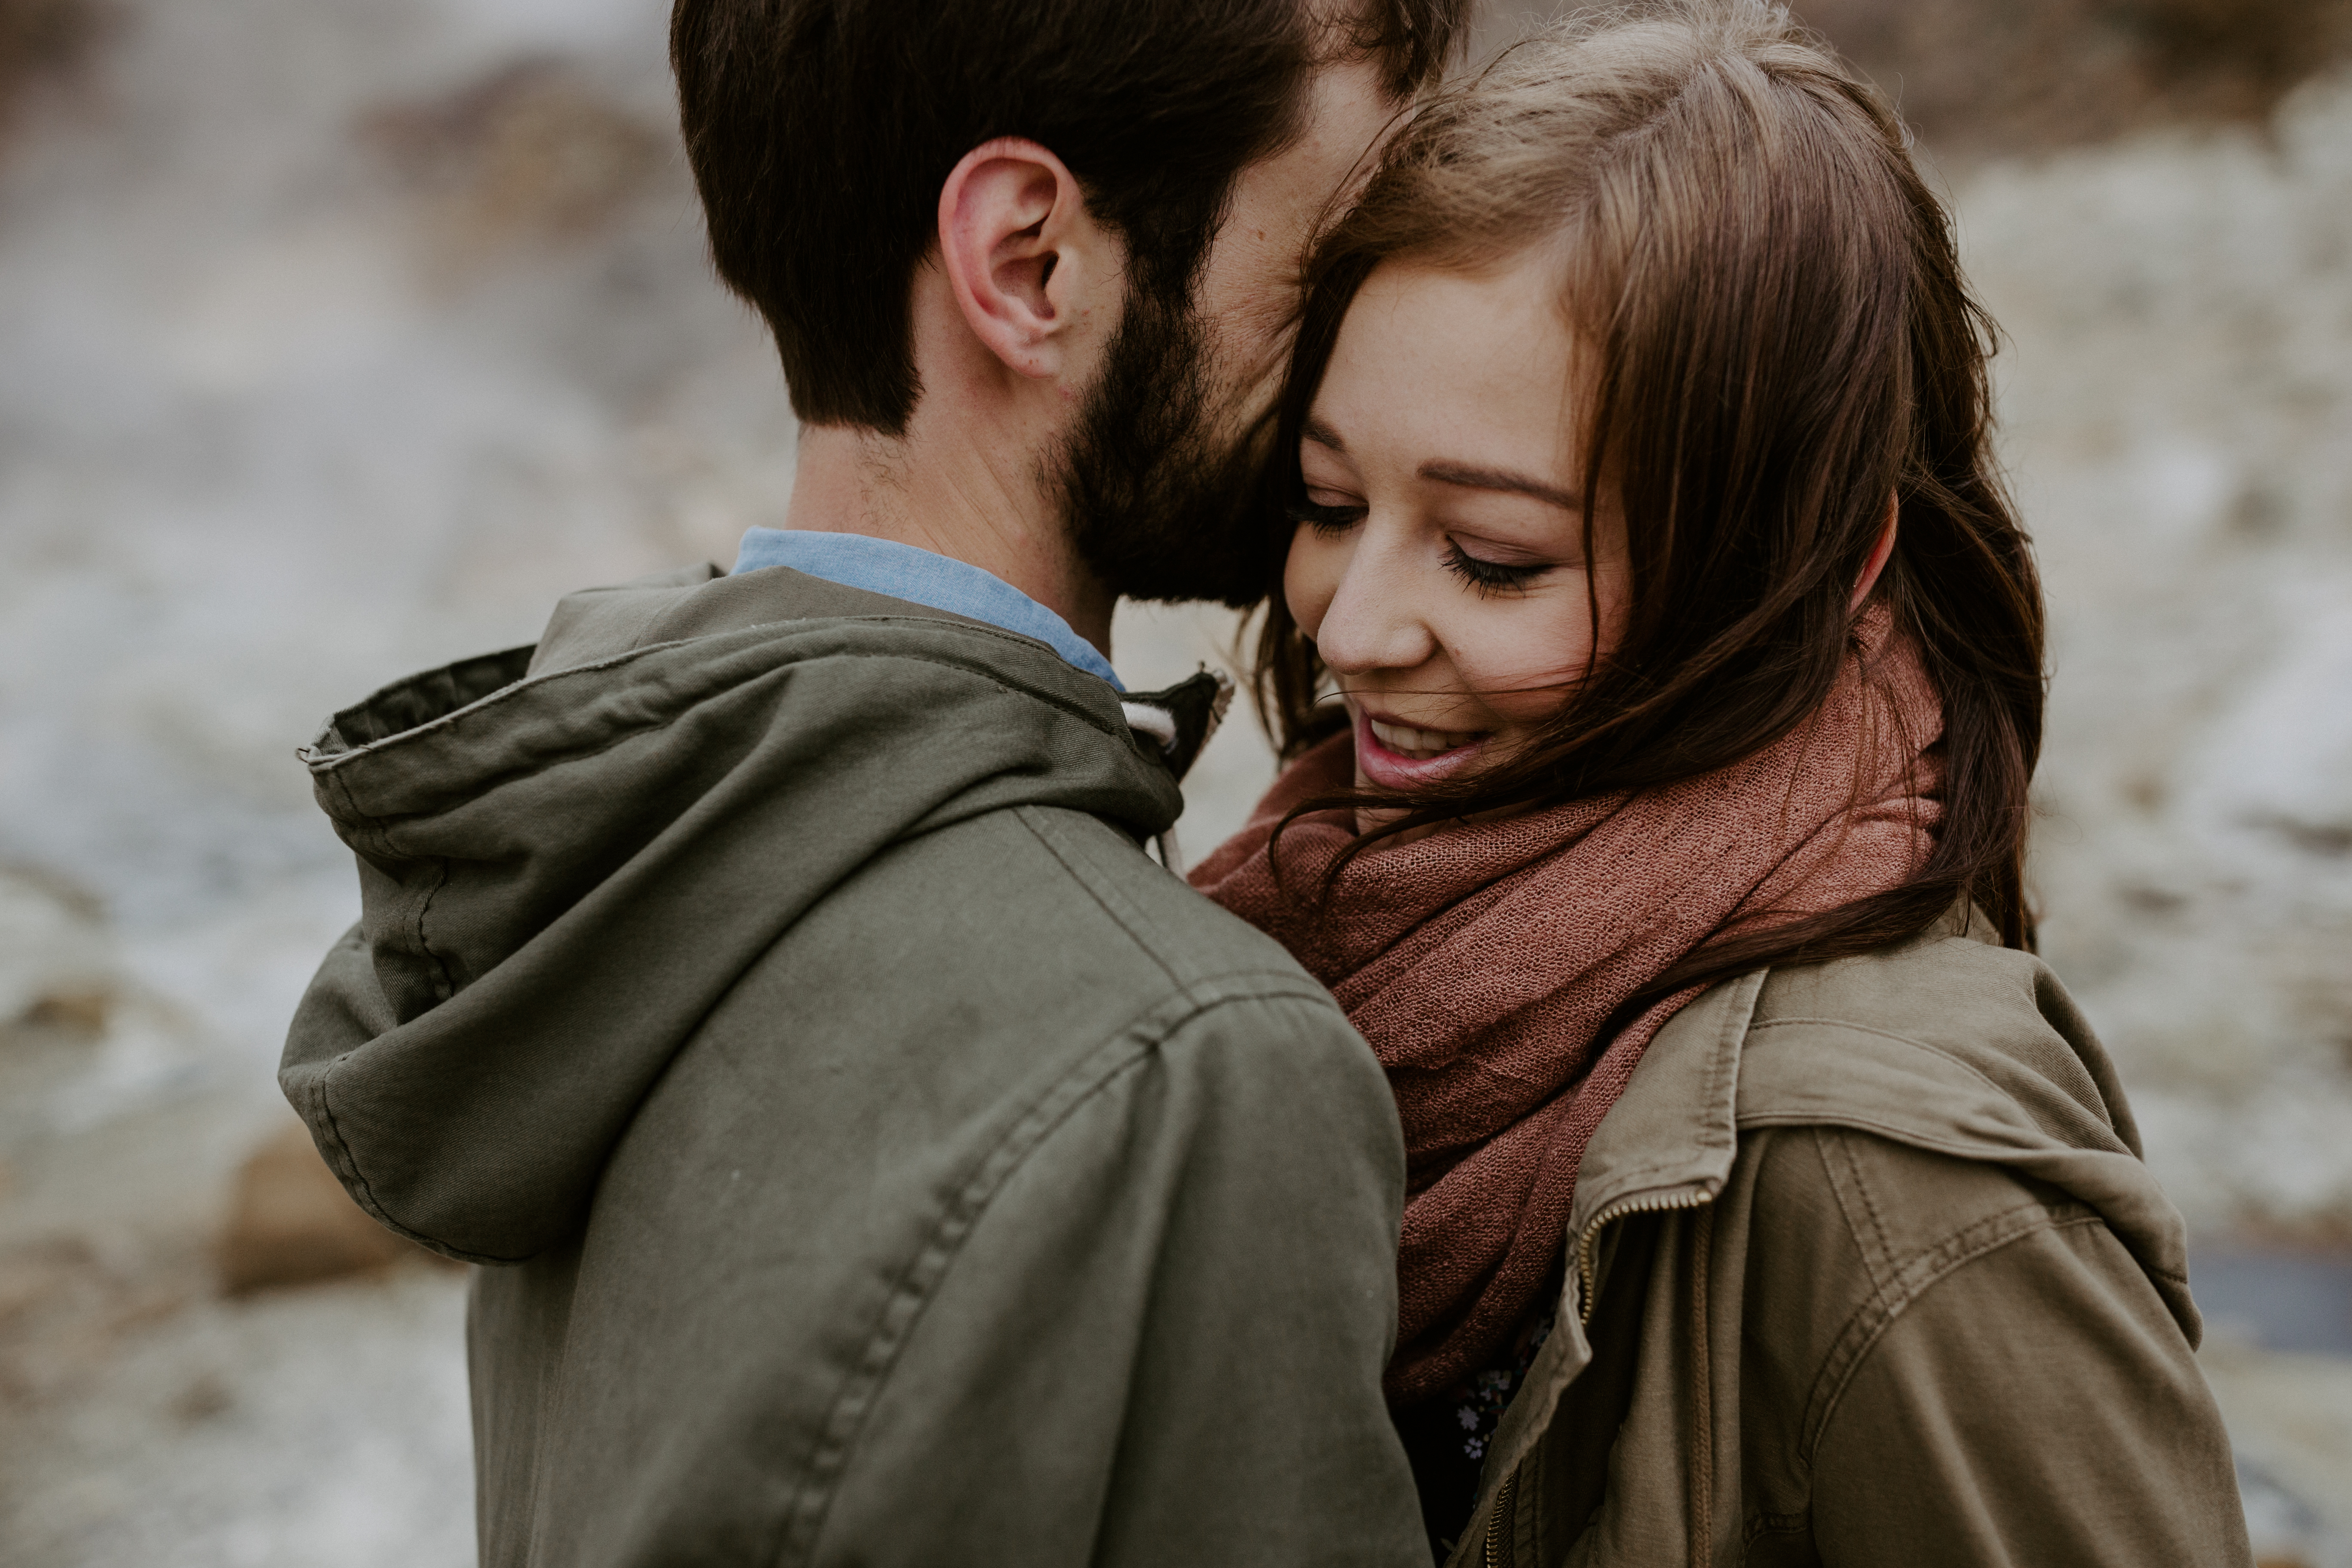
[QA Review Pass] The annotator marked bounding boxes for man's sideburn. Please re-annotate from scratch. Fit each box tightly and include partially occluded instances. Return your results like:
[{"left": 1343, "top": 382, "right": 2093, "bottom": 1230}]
[{"left": 1055, "top": 270, "right": 1286, "bottom": 608}]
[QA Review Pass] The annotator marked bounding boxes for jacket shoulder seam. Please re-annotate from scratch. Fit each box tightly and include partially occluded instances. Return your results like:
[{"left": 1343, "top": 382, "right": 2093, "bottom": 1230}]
[
  {"left": 1733, "top": 1105, "right": 2159, "bottom": 1275},
  {"left": 1810, "top": 1128, "right": 1896, "bottom": 1295},
  {"left": 1014, "top": 804, "right": 1185, "bottom": 992},
  {"left": 1799, "top": 1199, "right": 2104, "bottom": 1465},
  {"left": 1011, "top": 806, "right": 1320, "bottom": 1008}
]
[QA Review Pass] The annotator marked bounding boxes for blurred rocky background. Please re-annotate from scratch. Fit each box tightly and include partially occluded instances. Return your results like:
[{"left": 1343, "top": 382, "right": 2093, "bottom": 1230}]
[{"left": 0, "top": 0, "right": 2346, "bottom": 1562}]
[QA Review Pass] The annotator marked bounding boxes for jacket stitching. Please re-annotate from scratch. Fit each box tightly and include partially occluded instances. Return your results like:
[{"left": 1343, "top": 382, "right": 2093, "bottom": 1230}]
[
  {"left": 288, "top": 906, "right": 475, "bottom": 1259},
  {"left": 1015, "top": 805, "right": 1186, "bottom": 992},
  {"left": 1010, "top": 809, "right": 1329, "bottom": 1015},
  {"left": 1798, "top": 1205, "right": 2104, "bottom": 1464},
  {"left": 326, "top": 668, "right": 749, "bottom": 822},
  {"left": 1831, "top": 1129, "right": 1899, "bottom": 1291},
  {"left": 410, "top": 855, "right": 458, "bottom": 1007},
  {"left": 314, "top": 631, "right": 1134, "bottom": 788},
  {"left": 316, "top": 646, "right": 1144, "bottom": 831},
  {"left": 324, "top": 759, "right": 381, "bottom": 847},
  {"left": 1735, "top": 1106, "right": 2190, "bottom": 1290},
  {"left": 774, "top": 1022, "right": 1155, "bottom": 1566},
  {"left": 1740, "top": 1020, "right": 2126, "bottom": 1152},
  {"left": 1731, "top": 1020, "right": 2135, "bottom": 1189},
  {"left": 309, "top": 1072, "right": 413, "bottom": 1246},
  {"left": 1743, "top": 1510, "right": 1807, "bottom": 1544},
  {"left": 312, "top": 772, "right": 469, "bottom": 1244},
  {"left": 1811, "top": 1129, "right": 1891, "bottom": 1296},
  {"left": 772, "top": 988, "right": 1330, "bottom": 1567},
  {"left": 1700, "top": 974, "right": 1763, "bottom": 1158},
  {"left": 1745, "top": 1017, "right": 2034, "bottom": 1111},
  {"left": 1840, "top": 1133, "right": 1897, "bottom": 1282},
  {"left": 1560, "top": 974, "right": 1763, "bottom": 1242},
  {"left": 311, "top": 1066, "right": 523, "bottom": 1263}
]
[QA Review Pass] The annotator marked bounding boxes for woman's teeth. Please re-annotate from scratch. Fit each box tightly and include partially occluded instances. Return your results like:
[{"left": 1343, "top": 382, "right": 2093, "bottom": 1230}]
[{"left": 1367, "top": 717, "right": 1481, "bottom": 760}]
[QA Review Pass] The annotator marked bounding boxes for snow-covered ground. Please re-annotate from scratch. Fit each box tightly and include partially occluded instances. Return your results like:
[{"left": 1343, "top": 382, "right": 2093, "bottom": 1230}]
[{"left": 0, "top": 1, "right": 2345, "bottom": 1562}]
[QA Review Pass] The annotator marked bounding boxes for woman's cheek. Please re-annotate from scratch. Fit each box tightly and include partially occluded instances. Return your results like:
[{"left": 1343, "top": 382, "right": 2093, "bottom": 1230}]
[{"left": 1458, "top": 602, "right": 1591, "bottom": 725}]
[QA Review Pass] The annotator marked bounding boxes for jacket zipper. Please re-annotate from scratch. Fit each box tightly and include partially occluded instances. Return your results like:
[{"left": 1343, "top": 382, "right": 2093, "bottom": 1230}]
[
  {"left": 1483, "top": 1470, "right": 1517, "bottom": 1568},
  {"left": 1574, "top": 1185, "right": 1715, "bottom": 1328},
  {"left": 1479, "top": 1184, "right": 1717, "bottom": 1568}
]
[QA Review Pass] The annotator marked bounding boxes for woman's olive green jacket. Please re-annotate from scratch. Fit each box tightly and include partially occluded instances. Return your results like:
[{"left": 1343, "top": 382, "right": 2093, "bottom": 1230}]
[{"left": 1451, "top": 913, "right": 2254, "bottom": 1568}]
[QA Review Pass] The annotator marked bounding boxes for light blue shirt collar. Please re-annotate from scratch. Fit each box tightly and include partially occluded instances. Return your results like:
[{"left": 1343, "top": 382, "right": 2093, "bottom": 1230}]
[{"left": 730, "top": 527, "right": 1122, "bottom": 691}]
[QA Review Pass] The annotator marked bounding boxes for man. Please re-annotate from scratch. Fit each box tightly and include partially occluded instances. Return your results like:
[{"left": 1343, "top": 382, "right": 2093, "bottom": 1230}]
[{"left": 280, "top": 1, "right": 1469, "bottom": 1564}]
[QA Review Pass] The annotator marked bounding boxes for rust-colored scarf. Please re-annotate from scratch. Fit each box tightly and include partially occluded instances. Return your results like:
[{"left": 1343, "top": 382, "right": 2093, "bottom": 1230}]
[{"left": 1191, "top": 613, "right": 1944, "bottom": 1403}]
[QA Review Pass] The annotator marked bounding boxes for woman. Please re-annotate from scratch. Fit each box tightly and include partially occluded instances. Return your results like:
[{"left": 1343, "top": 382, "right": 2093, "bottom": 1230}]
[{"left": 1191, "top": 6, "right": 2254, "bottom": 1565}]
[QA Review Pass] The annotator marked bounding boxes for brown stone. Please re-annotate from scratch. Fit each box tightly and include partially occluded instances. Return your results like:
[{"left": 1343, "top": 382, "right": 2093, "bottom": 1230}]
[
  {"left": 18, "top": 986, "right": 109, "bottom": 1037},
  {"left": 1482, "top": 0, "right": 2352, "bottom": 158},
  {"left": 1791, "top": 0, "right": 2352, "bottom": 156},
  {"left": 359, "top": 58, "right": 667, "bottom": 256},
  {"left": 0, "top": 0, "right": 109, "bottom": 146},
  {"left": 216, "top": 1121, "right": 430, "bottom": 1294}
]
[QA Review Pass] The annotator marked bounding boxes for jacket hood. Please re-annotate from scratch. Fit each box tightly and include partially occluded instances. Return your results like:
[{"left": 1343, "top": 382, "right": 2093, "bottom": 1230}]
[{"left": 283, "top": 576, "right": 1191, "bottom": 1264}]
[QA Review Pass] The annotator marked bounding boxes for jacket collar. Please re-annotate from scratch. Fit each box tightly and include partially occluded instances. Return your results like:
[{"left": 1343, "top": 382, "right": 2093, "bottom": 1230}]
[
  {"left": 730, "top": 527, "right": 1124, "bottom": 689},
  {"left": 1565, "top": 968, "right": 1762, "bottom": 1262},
  {"left": 1449, "top": 968, "right": 1765, "bottom": 1568},
  {"left": 1564, "top": 903, "right": 1995, "bottom": 1259}
]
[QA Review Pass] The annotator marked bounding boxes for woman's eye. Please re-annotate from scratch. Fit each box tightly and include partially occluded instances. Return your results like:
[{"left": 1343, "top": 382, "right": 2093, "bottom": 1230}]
[
  {"left": 1442, "top": 540, "right": 1552, "bottom": 595},
  {"left": 1283, "top": 497, "right": 1366, "bottom": 535}
]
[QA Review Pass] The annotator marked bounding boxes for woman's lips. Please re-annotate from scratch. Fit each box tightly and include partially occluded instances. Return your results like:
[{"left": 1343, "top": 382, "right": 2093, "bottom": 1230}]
[{"left": 1352, "top": 706, "right": 1490, "bottom": 790}]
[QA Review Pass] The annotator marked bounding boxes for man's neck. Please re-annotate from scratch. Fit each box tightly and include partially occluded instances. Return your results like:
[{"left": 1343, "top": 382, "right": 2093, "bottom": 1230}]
[{"left": 784, "top": 424, "right": 1116, "bottom": 657}]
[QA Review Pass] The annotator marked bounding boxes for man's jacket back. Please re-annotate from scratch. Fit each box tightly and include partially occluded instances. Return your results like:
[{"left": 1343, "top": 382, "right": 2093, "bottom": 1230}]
[{"left": 281, "top": 564, "right": 1427, "bottom": 1568}]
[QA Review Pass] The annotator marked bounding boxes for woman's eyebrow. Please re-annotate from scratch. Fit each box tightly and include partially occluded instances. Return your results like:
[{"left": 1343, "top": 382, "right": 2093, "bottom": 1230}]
[
  {"left": 1418, "top": 459, "right": 1582, "bottom": 510},
  {"left": 1302, "top": 416, "right": 1348, "bottom": 452}
]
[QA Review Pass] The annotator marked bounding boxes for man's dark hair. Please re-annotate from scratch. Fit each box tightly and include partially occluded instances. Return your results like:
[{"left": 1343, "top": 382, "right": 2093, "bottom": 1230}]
[{"left": 671, "top": 0, "right": 1469, "bottom": 434}]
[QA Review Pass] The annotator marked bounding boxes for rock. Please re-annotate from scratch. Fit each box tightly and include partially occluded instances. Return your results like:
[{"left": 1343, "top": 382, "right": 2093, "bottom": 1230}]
[
  {"left": 215, "top": 1122, "right": 431, "bottom": 1295},
  {"left": 169, "top": 1372, "right": 233, "bottom": 1426},
  {"left": 0, "top": 0, "right": 107, "bottom": 135},
  {"left": 2203, "top": 1341, "right": 2352, "bottom": 1567},
  {"left": 0, "top": 865, "right": 113, "bottom": 1033},
  {"left": 18, "top": 988, "right": 109, "bottom": 1038},
  {"left": 361, "top": 58, "right": 668, "bottom": 255},
  {"left": 1781, "top": 0, "right": 2352, "bottom": 156}
]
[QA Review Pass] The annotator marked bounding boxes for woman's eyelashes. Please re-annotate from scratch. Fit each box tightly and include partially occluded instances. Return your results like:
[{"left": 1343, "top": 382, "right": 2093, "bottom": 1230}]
[
  {"left": 1285, "top": 496, "right": 1366, "bottom": 534},
  {"left": 1287, "top": 487, "right": 1563, "bottom": 594},
  {"left": 1443, "top": 539, "right": 1553, "bottom": 595}
]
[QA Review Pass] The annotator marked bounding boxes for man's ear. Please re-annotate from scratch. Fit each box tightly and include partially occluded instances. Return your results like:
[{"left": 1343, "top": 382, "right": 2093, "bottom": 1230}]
[
  {"left": 936, "top": 138, "right": 1113, "bottom": 383},
  {"left": 1852, "top": 491, "right": 1899, "bottom": 610}
]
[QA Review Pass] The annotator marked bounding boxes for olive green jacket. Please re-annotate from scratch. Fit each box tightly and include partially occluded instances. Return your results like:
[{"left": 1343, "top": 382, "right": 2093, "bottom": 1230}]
[
  {"left": 280, "top": 564, "right": 1429, "bottom": 1568},
  {"left": 1452, "top": 916, "right": 2254, "bottom": 1568}
]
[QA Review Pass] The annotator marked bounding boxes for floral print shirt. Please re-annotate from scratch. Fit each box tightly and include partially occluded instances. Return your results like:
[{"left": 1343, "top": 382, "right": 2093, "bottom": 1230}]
[{"left": 1393, "top": 1308, "right": 1559, "bottom": 1563}]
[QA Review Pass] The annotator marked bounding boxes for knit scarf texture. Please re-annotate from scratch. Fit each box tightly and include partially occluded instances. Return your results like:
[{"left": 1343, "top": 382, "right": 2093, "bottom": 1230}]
[{"left": 1190, "top": 613, "right": 1945, "bottom": 1403}]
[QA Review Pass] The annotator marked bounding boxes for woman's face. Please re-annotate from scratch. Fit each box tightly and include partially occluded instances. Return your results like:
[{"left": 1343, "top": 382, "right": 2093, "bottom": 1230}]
[{"left": 1285, "top": 254, "right": 1629, "bottom": 796}]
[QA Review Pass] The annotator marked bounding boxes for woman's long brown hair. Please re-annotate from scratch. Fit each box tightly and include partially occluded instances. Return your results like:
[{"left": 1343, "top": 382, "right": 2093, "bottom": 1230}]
[{"left": 1252, "top": 1, "right": 2046, "bottom": 1022}]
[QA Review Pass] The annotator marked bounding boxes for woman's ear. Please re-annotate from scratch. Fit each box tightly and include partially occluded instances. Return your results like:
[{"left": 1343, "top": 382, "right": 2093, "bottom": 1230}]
[
  {"left": 1852, "top": 491, "right": 1899, "bottom": 609},
  {"left": 936, "top": 138, "right": 1115, "bottom": 383}
]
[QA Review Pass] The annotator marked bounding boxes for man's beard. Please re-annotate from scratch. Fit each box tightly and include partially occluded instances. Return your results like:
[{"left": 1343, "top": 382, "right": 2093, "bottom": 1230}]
[{"left": 1051, "top": 276, "right": 1282, "bottom": 608}]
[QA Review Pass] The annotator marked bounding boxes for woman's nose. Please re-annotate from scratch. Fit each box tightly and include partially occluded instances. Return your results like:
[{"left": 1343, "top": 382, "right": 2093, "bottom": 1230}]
[{"left": 1313, "top": 533, "right": 1438, "bottom": 677}]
